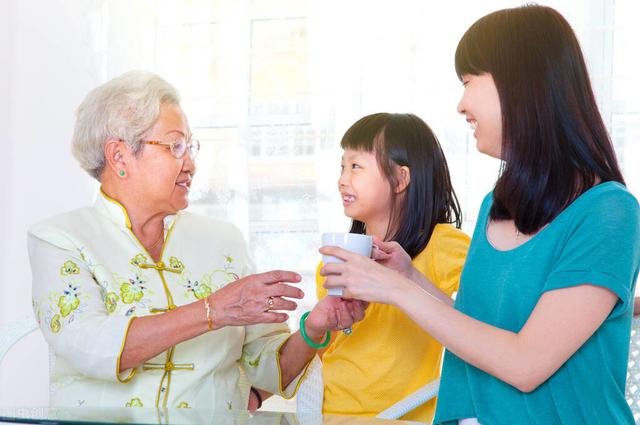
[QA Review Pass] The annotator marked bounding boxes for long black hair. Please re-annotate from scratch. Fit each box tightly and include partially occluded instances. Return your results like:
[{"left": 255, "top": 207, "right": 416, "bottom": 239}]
[
  {"left": 455, "top": 5, "right": 625, "bottom": 234},
  {"left": 341, "top": 113, "right": 462, "bottom": 258}
]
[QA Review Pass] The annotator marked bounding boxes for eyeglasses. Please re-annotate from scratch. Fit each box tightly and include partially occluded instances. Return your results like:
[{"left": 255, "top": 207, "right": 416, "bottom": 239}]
[{"left": 144, "top": 138, "right": 200, "bottom": 159}]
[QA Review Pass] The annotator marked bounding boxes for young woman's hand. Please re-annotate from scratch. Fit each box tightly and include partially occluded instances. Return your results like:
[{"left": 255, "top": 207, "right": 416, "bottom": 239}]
[
  {"left": 304, "top": 295, "right": 368, "bottom": 338},
  {"left": 371, "top": 236, "right": 417, "bottom": 279},
  {"left": 319, "top": 246, "right": 413, "bottom": 304}
]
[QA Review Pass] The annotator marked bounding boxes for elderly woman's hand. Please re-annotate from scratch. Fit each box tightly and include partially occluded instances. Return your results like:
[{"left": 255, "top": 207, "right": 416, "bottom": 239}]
[
  {"left": 209, "top": 270, "right": 304, "bottom": 327},
  {"left": 304, "top": 295, "right": 368, "bottom": 337},
  {"left": 319, "top": 246, "right": 414, "bottom": 305}
]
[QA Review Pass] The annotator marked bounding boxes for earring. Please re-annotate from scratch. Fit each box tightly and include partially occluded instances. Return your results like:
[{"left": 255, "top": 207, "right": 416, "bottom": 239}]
[{"left": 119, "top": 170, "right": 126, "bottom": 177}]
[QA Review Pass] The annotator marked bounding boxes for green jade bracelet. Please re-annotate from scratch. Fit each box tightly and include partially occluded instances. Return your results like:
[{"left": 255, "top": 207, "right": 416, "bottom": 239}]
[{"left": 299, "top": 311, "right": 331, "bottom": 349}]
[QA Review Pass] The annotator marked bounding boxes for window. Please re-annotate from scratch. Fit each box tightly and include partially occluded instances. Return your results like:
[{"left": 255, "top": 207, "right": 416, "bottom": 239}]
[{"left": 105, "top": 0, "right": 639, "bottom": 317}]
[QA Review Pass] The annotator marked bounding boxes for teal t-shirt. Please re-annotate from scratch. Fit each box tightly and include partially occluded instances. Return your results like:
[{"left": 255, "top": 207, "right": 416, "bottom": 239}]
[{"left": 434, "top": 182, "right": 640, "bottom": 425}]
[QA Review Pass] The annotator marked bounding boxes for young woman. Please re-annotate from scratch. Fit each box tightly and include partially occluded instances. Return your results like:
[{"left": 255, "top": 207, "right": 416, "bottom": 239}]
[{"left": 320, "top": 6, "right": 640, "bottom": 424}]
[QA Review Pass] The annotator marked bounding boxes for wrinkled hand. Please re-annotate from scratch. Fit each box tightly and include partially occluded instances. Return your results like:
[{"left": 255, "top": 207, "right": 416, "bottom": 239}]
[
  {"left": 371, "top": 236, "right": 415, "bottom": 278},
  {"left": 319, "top": 246, "right": 413, "bottom": 305},
  {"left": 210, "top": 270, "right": 304, "bottom": 327},
  {"left": 304, "top": 296, "right": 368, "bottom": 339}
]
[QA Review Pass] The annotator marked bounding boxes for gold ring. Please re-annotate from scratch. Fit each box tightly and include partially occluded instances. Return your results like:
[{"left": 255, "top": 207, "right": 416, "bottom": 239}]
[{"left": 266, "top": 296, "right": 275, "bottom": 311}]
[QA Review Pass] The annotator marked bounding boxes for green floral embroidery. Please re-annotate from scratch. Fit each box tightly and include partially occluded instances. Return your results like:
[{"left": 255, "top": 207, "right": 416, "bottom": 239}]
[
  {"left": 179, "top": 254, "right": 240, "bottom": 301},
  {"left": 218, "top": 254, "right": 240, "bottom": 282},
  {"left": 205, "top": 255, "right": 240, "bottom": 287},
  {"left": 120, "top": 276, "right": 146, "bottom": 304},
  {"left": 50, "top": 314, "right": 61, "bottom": 333},
  {"left": 104, "top": 291, "right": 119, "bottom": 313},
  {"left": 169, "top": 256, "right": 185, "bottom": 271},
  {"left": 60, "top": 260, "right": 80, "bottom": 276},
  {"left": 125, "top": 397, "right": 143, "bottom": 407},
  {"left": 242, "top": 351, "right": 261, "bottom": 368},
  {"left": 186, "top": 279, "right": 212, "bottom": 300},
  {"left": 33, "top": 299, "right": 42, "bottom": 326},
  {"left": 46, "top": 261, "right": 88, "bottom": 334},
  {"left": 57, "top": 284, "right": 80, "bottom": 317},
  {"left": 130, "top": 253, "right": 148, "bottom": 267},
  {"left": 177, "top": 401, "right": 191, "bottom": 409},
  {"left": 210, "top": 270, "right": 240, "bottom": 286}
]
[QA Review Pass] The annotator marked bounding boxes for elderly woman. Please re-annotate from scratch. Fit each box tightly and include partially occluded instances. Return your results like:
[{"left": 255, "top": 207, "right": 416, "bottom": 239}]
[{"left": 29, "top": 71, "right": 366, "bottom": 410}]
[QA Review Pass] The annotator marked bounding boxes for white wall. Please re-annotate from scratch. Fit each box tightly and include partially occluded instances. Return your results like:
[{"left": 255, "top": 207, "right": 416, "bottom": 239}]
[
  {"left": 0, "top": 0, "right": 101, "bottom": 406},
  {"left": 0, "top": 1, "right": 13, "bottom": 231}
]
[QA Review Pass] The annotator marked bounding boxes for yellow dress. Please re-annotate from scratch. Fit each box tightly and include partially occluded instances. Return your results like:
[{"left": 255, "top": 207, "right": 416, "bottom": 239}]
[
  {"left": 29, "top": 190, "right": 306, "bottom": 409},
  {"left": 316, "top": 224, "right": 470, "bottom": 423}
]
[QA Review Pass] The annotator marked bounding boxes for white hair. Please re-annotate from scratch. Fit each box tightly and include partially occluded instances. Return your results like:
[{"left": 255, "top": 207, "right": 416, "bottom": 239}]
[{"left": 71, "top": 70, "right": 181, "bottom": 180}]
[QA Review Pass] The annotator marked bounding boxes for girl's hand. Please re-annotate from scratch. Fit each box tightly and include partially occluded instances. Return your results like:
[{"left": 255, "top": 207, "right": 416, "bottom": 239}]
[
  {"left": 319, "top": 246, "right": 413, "bottom": 304},
  {"left": 371, "top": 236, "right": 417, "bottom": 278},
  {"left": 304, "top": 295, "right": 368, "bottom": 339}
]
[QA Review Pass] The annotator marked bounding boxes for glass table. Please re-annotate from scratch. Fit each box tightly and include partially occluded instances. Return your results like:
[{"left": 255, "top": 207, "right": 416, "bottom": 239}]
[{"left": 0, "top": 407, "right": 414, "bottom": 425}]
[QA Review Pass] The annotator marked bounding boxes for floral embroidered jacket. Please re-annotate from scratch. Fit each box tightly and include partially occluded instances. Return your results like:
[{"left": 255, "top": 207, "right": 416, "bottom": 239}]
[{"left": 29, "top": 191, "right": 302, "bottom": 409}]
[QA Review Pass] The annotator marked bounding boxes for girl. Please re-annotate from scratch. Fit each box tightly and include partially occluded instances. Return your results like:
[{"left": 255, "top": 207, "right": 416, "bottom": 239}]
[
  {"left": 321, "top": 5, "right": 640, "bottom": 425},
  {"left": 309, "top": 113, "right": 470, "bottom": 423}
]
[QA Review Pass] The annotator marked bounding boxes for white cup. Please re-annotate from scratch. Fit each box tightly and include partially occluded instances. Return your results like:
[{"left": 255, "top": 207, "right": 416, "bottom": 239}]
[{"left": 321, "top": 232, "right": 373, "bottom": 296}]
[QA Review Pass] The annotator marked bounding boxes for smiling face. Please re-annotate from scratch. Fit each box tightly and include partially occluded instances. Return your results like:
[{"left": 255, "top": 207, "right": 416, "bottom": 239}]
[
  {"left": 457, "top": 73, "right": 503, "bottom": 159},
  {"left": 338, "top": 149, "right": 393, "bottom": 229},
  {"left": 127, "top": 103, "right": 196, "bottom": 214}
]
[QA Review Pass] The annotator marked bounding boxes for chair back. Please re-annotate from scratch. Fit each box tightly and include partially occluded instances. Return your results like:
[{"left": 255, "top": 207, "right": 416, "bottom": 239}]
[
  {"left": 0, "top": 316, "right": 39, "bottom": 364},
  {"left": 626, "top": 317, "right": 640, "bottom": 422},
  {"left": 295, "top": 354, "right": 439, "bottom": 423}
]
